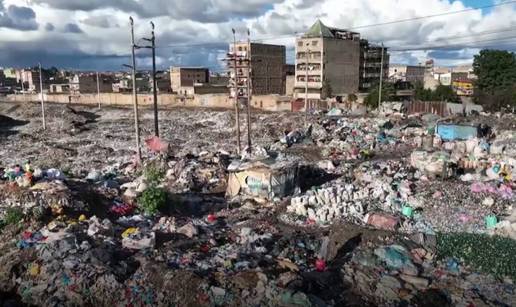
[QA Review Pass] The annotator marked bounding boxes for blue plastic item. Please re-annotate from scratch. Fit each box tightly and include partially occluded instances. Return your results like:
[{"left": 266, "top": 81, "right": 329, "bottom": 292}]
[{"left": 436, "top": 124, "right": 478, "bottom": 141}]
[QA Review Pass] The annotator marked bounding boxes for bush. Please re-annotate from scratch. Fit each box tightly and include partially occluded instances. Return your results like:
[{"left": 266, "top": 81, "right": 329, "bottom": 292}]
[
  {"left": 437, "top": 233, "right": 516, "bottom": 280},
  {"left": 0, "top": 207, "right": 24, "bottom": 230},
  {"left": 143, "top": 162, "right": 165, "bottom": 185},
  {"left": 137, "top": 186, "right": 167, "bottom": 216}
]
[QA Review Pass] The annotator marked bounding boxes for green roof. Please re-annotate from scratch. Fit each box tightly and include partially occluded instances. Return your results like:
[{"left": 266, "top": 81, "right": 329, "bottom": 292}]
[{"left": 304, "top": 20, "right": 334, "bottom": 38}]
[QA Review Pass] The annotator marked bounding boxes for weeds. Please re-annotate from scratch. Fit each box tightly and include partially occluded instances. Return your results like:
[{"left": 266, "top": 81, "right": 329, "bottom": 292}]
[
  {"left": 137, "top": 186, "right": 167, "bottom": 216},
  {"left": 437, "top": 233, "right": 516, "bottom": 280}
]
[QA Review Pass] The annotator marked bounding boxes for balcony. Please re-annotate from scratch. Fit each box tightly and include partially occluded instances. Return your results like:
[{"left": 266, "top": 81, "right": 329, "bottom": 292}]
[{"left": 294, "top": 81, "right": 322, "bottom": 89}]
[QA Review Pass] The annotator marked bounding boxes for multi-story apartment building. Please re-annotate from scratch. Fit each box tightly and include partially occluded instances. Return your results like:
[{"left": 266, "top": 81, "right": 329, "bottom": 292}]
[
  {"left": 227, "top": 42, "right": 286, "bottom": 96},
  {"left": 294, "top": 20, "right": 388, "bottom": 100},
  {"left": 360, "top": 41, "right": 390, "bottom": 92}
]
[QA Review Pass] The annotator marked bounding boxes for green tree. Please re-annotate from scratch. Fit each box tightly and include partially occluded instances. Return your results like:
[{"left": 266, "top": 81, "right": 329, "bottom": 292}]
[
  {"left": 474, "top": 50, "right": 516, "bottom": 95},
  {"left": 364, "top": 82, "right": 395, "bottom": 109},
  {"left": 433, "top": 85, "right": 461, "bottom": 103},
  {"left": 473, "top": 49, "right": 516, "bottom": 111},
  {"left": 414, "top": 81, "right": 433, "bottom": 101},
  {"left": 414, "top": 81, "right": 460, "bottom": 103}
]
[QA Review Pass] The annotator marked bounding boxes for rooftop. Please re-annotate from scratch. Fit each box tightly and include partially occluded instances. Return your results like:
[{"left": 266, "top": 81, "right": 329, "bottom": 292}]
[{"left": 303, "top": 19, "right": 360, "bottom": 40}]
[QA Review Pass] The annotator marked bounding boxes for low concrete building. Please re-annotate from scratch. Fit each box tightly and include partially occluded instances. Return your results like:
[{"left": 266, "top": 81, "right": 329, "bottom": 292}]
[
  {"left": 170, "top": 67, "right": 209, "bottom": 95},
  {"left": 70, "top": 74, "right": 114, "bottom": 94},
  {"left": 16, "top": 69, "right": 49, "bottom": 92},
  {"left": 154, "top": 71, "right": 172, "bottom": 93},
  {"left": 49, "top": 84, "right": 71, "bottom": 94},
  {"left": 209, "top": 73, "right": 230, "bottom": 87},
  {"left": 389, "top": 65, "right": 425, "bottom": 84}
]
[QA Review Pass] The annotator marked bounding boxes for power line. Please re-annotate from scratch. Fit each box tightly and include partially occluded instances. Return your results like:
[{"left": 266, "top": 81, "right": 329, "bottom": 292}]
[
  {"left": 392, "top": 35, "right": 516, "bottom": 52},
  {"left": 156, "top": 1, "right": 516, "bottom": 49},
  {"left": 388, "top": 26, "right": 516, "bottom": 50},
  {"left": 156, "top": 26, "right": 516, "bottom": 53},
  {"left": 352, "top": 0, "right": 516, "bottom": 30},
  {"left": 251, "top": 0, "right": 516, "bottom": 42}
]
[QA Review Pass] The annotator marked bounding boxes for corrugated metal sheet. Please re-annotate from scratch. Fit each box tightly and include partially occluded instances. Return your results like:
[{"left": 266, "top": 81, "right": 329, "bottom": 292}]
[{"left": 406, "top": 101, "right": 449, "bottom": 116}]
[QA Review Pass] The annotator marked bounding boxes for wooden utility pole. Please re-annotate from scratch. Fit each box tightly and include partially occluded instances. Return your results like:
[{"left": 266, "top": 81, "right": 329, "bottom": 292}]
[
  {"left": 378, "top": 43, "right": 385, "bottom": 110},
  {"left": 304, "top": 44, "right": 310, "bottom": 118},
  {"left": 231, "top": 28, "right": 241, "bottom": 154},
  {"left": 142, "top": 22, "right": 159, "bottom": 136},
  {"left": 96, "top": 71, "right": 101, "bottom": 109},
  {"left": 38, "top": 63, "right": 46, "bottom": 130},
  {"left": 150, "top": 22, "right": 159, "bottom": 137},
  {"left": 246, "top": 29, "right": 252, "bottom": 154},
  {"left": 130, "top": 17, "right": 142, "bottom": 162}
]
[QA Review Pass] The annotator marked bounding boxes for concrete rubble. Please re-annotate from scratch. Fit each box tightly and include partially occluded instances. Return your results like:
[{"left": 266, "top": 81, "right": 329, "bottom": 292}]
[{"left": 1, "top": 102, "right": 516, "bottom": 306}]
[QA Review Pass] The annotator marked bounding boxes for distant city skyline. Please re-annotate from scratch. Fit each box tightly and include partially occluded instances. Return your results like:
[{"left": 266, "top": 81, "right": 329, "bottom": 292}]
[{"left": 0, "top": 0, "right": 515, "bottom": 70}]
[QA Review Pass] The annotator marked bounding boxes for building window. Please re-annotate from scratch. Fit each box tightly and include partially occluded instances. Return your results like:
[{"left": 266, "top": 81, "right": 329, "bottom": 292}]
[
  {"left": 298, "top": 41, "right": 303, "bottom": 47},
  {"left": 312, "top": 40, "right": 318, "bottom": 46}
]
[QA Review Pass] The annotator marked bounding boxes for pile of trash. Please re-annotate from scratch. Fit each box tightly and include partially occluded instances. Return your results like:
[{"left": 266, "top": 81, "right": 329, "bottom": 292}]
[{"left": 1, "top": 102, "right": 516, "bottom": 305}]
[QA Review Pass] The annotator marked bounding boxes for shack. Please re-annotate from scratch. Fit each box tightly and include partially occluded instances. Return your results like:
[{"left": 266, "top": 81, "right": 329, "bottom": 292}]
[{"left": 226, "top": 159, "right": 298, "bottom": 200}]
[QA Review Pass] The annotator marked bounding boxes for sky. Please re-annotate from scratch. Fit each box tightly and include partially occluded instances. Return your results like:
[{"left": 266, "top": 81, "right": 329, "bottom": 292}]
[{"left": 0, "top": 0, "right": 515, "bottom": 71}]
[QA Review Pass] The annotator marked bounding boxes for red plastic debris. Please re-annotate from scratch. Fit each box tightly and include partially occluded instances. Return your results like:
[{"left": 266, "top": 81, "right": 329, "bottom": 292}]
[
  {"left": 145, "top": 136, "right": 169, "bottom": 153},
  {"left": 200, "top": 244, "right": 211, "bottom": 253},
  {"left": 207, "top": 214, "right": 217, "bottom": 223},
  {"left": 315, "top": 258, "right": 326, "bottom": 272}
]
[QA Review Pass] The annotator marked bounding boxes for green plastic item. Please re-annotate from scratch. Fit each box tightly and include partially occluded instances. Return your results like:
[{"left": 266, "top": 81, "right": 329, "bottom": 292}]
[
  {"left": 485, "top": 215, "right": 498, "bottom": 229},
  {"left": 402, "top": 206, "right": 414, "bottom": 218}
]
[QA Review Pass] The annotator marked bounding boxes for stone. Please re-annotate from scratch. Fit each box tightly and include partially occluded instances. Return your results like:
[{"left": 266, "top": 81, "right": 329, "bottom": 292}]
[
  {"left": 86, "top": 169, "right": 102, "bottom": 181},
  {"left": 177, "top": 223, "right": 198, "bottom": 238},
  {"left": 277, "top": 272, "right": 299, "bottom": 288},
  {"left": 483, "top": 197, "right": 495, "bottom": 207},
  {"left": 366, "top": 213, "right": 399, "bottom": 231},
  {"left": 375, "top": 276, "right": 402, "bottom": 301},
  {"left": 399, "top": 274, "right": 430, "bottom": 290}
]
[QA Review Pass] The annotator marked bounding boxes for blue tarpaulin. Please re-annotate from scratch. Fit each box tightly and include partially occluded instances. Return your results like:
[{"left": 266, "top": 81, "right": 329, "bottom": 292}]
[{"left": 436, "top": 124, "right": 478, "bottom": 141}]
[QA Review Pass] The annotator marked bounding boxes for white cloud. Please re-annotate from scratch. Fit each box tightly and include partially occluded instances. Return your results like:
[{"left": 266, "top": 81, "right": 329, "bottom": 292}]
[{"left": 0, "top": 0, "right": 515, "bottom": 69}]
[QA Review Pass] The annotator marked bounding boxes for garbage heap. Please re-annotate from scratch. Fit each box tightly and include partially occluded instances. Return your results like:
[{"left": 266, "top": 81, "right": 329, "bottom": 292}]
[{"left": 1, "top": 105, "right": 516, "bottom": 306}]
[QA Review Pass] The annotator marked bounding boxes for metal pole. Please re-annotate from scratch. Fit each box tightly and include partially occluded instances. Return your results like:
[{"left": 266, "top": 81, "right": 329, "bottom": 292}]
[
  {"left": 232, "top": 29, "right": 241, "bottom": 154},
  {"left": 39, "top": 63, "right": 46, "bottom": 130},
  {"left": 130, "top": 17, "right": 142, "bottom": 162},
  {"left": 96, "top": 71, "right": 101, "bottom": 109},
  {"left": 378, "top": 43, "right": 385, "bottom": 109},
  {"left": 246, "top": 29, "right": 252, "bottom": 154},
  {"left": 150, "top": 22, "right": 159, "bottom": 137}
]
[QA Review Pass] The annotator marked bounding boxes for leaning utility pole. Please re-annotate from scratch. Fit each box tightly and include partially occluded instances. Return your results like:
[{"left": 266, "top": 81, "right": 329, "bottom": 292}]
[
  {"left": 304, "top": 45, "right": 310, "bottom": 118},
  {"left": 130, "top": 17, "right": 142, "bottom": 162},
  {"left": 246, "top": 29, "right": 252, "bottom": 154},
  {"left": 378, "top": 43, "right": 385, "bottom": 110},
  {"left": 38, "top": 63, "right": 46, "bottom": 130},
  {"left": 231, "top": 28, "right": 241, "bottom": 154},
  {"left": 96, "top": 71, "right": 101, "bottom": 109}
]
